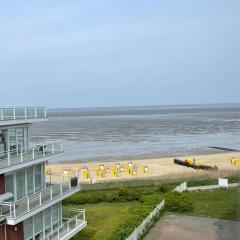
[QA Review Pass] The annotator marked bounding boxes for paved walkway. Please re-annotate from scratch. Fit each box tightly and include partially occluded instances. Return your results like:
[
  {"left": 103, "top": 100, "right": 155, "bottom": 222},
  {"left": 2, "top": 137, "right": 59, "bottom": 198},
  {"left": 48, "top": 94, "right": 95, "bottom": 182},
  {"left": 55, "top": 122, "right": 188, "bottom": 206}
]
[
  {"left": 187, "top": 183, "right": 239, "bottom": 191},
  {"left": 144, "top": 214, "right": 240, "bottom": 240}
]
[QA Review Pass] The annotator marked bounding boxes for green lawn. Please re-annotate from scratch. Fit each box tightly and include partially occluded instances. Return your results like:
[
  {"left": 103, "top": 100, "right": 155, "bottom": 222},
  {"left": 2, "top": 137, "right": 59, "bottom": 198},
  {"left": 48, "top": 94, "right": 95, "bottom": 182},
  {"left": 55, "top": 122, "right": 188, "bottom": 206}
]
[
  {"left": 69, "top": 202, "right": 141, "bottom": 240},
  {"left": 187, "top": 188, "right": 240, "bottom": 220},
  {"left": 64, "top": 184, "right": 239, "bottom": 240}
]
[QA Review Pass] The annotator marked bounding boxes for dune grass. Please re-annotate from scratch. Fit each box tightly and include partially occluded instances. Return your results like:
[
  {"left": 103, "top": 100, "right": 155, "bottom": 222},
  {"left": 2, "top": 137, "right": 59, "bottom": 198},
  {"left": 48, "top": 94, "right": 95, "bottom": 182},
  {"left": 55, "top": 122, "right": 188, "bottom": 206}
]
[{"left": 187, "top": 188, "right": 240, "bottom": 220}]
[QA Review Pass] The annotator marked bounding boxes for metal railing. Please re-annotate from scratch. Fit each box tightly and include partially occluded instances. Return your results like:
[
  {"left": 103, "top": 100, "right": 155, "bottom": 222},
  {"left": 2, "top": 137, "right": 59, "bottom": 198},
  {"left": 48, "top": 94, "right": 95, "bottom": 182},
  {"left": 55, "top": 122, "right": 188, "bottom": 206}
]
[
  {"left": 40, "top": 208, "right": 86, "bottom": 240},
  {"left": 0, "top": 141, "right": 63, "bottom": 169},
  {"left": 45, "top": 172, "right": 79, "bottom": 185},
  {"left": 0, "top": 107, "right": 47, "bottom": 121},
  {"left": 0, "top": 181, "right": 79, "bottom": 220}
]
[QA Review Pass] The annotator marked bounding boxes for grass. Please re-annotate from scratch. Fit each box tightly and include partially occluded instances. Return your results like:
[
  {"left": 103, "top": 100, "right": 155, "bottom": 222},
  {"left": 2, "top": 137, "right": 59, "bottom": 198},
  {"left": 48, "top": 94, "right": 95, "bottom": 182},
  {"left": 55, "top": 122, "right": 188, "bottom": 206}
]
[
  {"left": 80, "top": 172, "right": 240, "bottom": 191},
  {"left": 68, "top": 202, "right": 141, "bottom": 240},
  {"left": 63, "top": 179, "right": 239, "bottom": 240},
  {"left": 187, "top": 188, "right": 240, "bottom": 220}
]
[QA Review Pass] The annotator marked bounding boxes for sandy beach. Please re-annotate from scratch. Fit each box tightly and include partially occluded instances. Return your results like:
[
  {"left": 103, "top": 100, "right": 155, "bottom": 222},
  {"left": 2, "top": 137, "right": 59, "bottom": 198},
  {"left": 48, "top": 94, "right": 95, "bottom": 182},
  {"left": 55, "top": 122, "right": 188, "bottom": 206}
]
[{"left": 46, "top": 152, "right": 240, "bottom": 182}]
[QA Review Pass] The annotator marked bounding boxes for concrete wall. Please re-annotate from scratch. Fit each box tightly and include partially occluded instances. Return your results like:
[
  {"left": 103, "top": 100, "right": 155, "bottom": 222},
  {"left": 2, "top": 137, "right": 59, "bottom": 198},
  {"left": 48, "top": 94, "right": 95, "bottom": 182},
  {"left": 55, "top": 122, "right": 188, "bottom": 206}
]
[
  {"left": 0, "top": 174, "right": 5, "bottom": 194},
  {"left": 0, "top": 223, "right": 6, "bottom": 240},
  {"left": 6, "top": 222, "right": 24, "bottom": 240}
]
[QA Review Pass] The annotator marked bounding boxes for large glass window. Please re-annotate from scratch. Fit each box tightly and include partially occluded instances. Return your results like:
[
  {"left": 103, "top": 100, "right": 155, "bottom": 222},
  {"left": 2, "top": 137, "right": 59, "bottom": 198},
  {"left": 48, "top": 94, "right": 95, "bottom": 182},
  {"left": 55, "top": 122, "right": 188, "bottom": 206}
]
[
  {"left": 27, "top": 167, "right": 34, "bottom": 195},
  {"left": 8, "top": 129, "right": 17, "bottom": 152},
  {"left": 44, "top": 208, "right": 51, "bottom": 235},
  {"left": 16, "top": 170, "right": 26, "bottom": 200},
  {"left": 5, "top": 174, "right": 14, "bottom": 194},
  {"left": 34, "top": 212, "right": 43, "bottom": 239},
  {"left": 35, "top": 164, "right": 42, "bottom": 192},
  {"left": 0, "top": 130, "right": 6, "bottom": 156},
  {"left": 16, "top": 128, "right": 24, "bottom": 151},
  {"left": 5, "top": 163, "right": 44, "bottom": 201},
  {"left": 52, "top": 203, "right": 59, "bottom": 228},
  {"left": 24, "top": 217, "right": 33, "bottom": 240}
]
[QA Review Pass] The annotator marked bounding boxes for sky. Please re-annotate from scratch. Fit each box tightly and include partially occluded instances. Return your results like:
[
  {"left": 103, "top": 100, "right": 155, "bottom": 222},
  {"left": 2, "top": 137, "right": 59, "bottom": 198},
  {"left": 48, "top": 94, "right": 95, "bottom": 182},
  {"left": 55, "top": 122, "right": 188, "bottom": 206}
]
[{"left": 0, "top": 0, "right": 239, "bottom": 108}]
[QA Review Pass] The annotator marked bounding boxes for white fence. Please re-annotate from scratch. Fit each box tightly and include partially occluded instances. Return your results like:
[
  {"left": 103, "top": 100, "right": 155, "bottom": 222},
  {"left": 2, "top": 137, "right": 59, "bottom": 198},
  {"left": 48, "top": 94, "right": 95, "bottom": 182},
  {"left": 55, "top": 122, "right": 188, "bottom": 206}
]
[
  {"left": 125, "top": 200, "right": 165, "bottom": 240},
  {"left": 125, "top": 182, "right": 188, "bottom": 240},
  {"left": 173, "top": 182, "right": 187, "bottom": 192}
]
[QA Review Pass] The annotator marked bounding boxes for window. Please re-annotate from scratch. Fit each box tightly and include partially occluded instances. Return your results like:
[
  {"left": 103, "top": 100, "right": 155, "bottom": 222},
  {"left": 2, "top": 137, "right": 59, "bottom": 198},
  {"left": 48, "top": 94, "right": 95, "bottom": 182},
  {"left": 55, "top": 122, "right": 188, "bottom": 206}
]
[
  {"left": 16, "top": 170, "right": 26, "bottom": 200},
  {"left": 16, "top": 128, "right": 24, "bottom": 150},
  {"left": 52, "top": 204, "right": 59, "bottom": 227},
  {"left": 44, "top": 208, "right": 51, "bottom": 229},
  {"left": 24, "top": 217, "right": 33, "bottom": 240},
  {"left": 0, "top": 130, "right": 6, "bottom": 155},
  {"left": 8, "top": 129, "right": 17, "bottom": 151},
  {"left": 34, "top": 212, "right": 43, "bottom": 239},
  {"left": 27, "top": 167, "right": 34, "bottom": 195},
  {"left": 44, "top": 207, "right": 52, "bottom": 235},
  {"left": 35, "top": 164, "right": 43, "bottom": 192},
  {"left": 5, "top": 174, "right": 14, "bottom": 194}
]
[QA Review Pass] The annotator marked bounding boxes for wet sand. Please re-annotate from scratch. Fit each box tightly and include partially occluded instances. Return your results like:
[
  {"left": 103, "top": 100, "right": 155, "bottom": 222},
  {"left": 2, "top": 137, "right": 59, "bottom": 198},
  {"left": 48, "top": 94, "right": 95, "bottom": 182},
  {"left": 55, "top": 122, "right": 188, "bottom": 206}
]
[{"left": 46, "top": 152, "right": 240, "bottom": 182}]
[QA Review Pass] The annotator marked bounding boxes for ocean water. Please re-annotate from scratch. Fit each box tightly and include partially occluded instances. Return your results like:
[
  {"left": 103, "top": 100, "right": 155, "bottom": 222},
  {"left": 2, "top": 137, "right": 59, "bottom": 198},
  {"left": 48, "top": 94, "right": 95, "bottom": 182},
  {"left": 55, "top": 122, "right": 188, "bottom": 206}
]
[{"left": 30, "top": 104, "right": 240, "bottom": 163}]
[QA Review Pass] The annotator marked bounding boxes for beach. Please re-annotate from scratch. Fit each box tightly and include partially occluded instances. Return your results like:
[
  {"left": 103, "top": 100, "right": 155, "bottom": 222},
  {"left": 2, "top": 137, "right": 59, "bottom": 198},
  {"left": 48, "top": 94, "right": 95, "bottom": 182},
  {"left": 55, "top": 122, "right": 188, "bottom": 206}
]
[{"left": 46, "top": 151, "right": 240, "bottom": 182}]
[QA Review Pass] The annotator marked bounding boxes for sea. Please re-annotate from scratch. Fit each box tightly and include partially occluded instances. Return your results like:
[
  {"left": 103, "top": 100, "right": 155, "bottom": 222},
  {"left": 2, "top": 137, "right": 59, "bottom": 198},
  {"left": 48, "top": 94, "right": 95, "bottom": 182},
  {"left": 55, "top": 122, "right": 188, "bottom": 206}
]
[{"left": 30, "top": 104, "right": 240, "bottom": 163}]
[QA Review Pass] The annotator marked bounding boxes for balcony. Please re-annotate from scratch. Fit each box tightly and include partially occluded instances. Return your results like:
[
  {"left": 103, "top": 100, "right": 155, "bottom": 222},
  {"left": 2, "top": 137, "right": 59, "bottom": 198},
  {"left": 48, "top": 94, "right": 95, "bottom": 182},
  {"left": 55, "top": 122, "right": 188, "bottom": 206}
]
[
  {"left": 0, "top": 106, "right": 46, "bottom": 120},
  {"left": 0, "top": 178, "right": 80, "bottom": 225},
  {"left": 40, "top": 208, "right": 87, "bottom": 240},
  {"left": 0, "top": 106, "right": 47, "bottom": 126},
  {"left": 0, "top": 141, "right": 63, "bottom": 174}
]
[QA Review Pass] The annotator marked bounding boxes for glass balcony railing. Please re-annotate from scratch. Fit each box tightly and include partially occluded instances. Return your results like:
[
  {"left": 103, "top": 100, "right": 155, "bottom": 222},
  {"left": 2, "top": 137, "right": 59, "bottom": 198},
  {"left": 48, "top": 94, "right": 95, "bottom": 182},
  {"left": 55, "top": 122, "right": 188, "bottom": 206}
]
[
  {"left": 40, "top": 208, "right": 86, "bottom": 240},
  {"left": 0, "top": 178, "right": 79, "bottom": 220},
  {"left": 0, "top": 141, "right": 63, "bottom": 169},
  {"left": 0, "top": 107, "right": 47, "bottom": 121}
]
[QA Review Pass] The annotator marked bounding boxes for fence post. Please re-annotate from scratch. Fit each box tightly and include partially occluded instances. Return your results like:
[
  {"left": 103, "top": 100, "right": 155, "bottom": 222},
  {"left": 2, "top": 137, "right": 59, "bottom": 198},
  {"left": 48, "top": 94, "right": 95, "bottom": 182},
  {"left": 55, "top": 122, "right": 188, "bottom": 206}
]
[
  {"left": 7, "top": 151, "right": 11, "bottom": 166},
  {"left": 39, "top": 191, "right": 42, "bottom": 205},
  {"left": 52, "top": 143, "right": 55, "bottom": 154},
  {"left": 13, "top": 204, "right": 16, "bottom": 218},
  {"left": 60, "top": 184, "right": 63, "bottom": 195},
  {"left": 27, "top": 198, "right": 30, "bottom": 211},
  {"left": 20, "top": 148, "right": 23, "bottom": 162},
  {"left": 50, "top": 187, "right": 53, "bottom": 200},
  {"left": 13, "top": 107, "right": 16, "bottom": 120},
  {"left": 0, "top": 108, "right": 3, "bottom": 120}
]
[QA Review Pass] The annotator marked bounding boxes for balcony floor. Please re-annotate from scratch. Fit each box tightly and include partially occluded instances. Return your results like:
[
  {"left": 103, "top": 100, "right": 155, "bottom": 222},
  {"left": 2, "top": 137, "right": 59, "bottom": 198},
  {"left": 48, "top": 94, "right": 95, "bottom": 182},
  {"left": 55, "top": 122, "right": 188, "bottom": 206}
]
[{"left": 45, "top": 220, "right": 87, "bottom": 240}]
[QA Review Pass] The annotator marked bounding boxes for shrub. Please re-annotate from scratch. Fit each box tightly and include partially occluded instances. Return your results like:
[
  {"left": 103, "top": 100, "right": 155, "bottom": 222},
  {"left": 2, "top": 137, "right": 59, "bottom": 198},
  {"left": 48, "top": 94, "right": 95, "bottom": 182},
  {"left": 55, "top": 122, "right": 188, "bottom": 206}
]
[
  {"left": 140, "top": 194, "right": 162, "bottom": 205},
  {"left": 158, "top": 184, "right": 172, "bottom": 193},
  {"left": 165, "top": 191, "right": 193, "bottom": 212},
  {"left": 111, "top": 194, "right": 164, "bottom": 240},
  {"left": 118, "top": 188, "right": 141, "bottom": 201}
]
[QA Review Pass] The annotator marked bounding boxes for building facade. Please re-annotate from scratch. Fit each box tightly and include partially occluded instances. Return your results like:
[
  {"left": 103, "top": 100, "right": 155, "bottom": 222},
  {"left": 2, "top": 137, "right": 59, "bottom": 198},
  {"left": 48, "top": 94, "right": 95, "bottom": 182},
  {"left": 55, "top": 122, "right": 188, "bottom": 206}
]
[{"left": 0, "top": 107, "right": 86, "bottom": 240}]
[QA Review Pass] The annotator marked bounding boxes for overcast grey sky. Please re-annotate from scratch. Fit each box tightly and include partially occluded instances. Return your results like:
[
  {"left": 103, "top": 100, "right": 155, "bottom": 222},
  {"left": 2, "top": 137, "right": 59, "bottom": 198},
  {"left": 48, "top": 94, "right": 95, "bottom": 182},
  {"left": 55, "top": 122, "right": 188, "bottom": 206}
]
[{"left": 0, "top": 0, "right": 239, "bottom": 108}]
